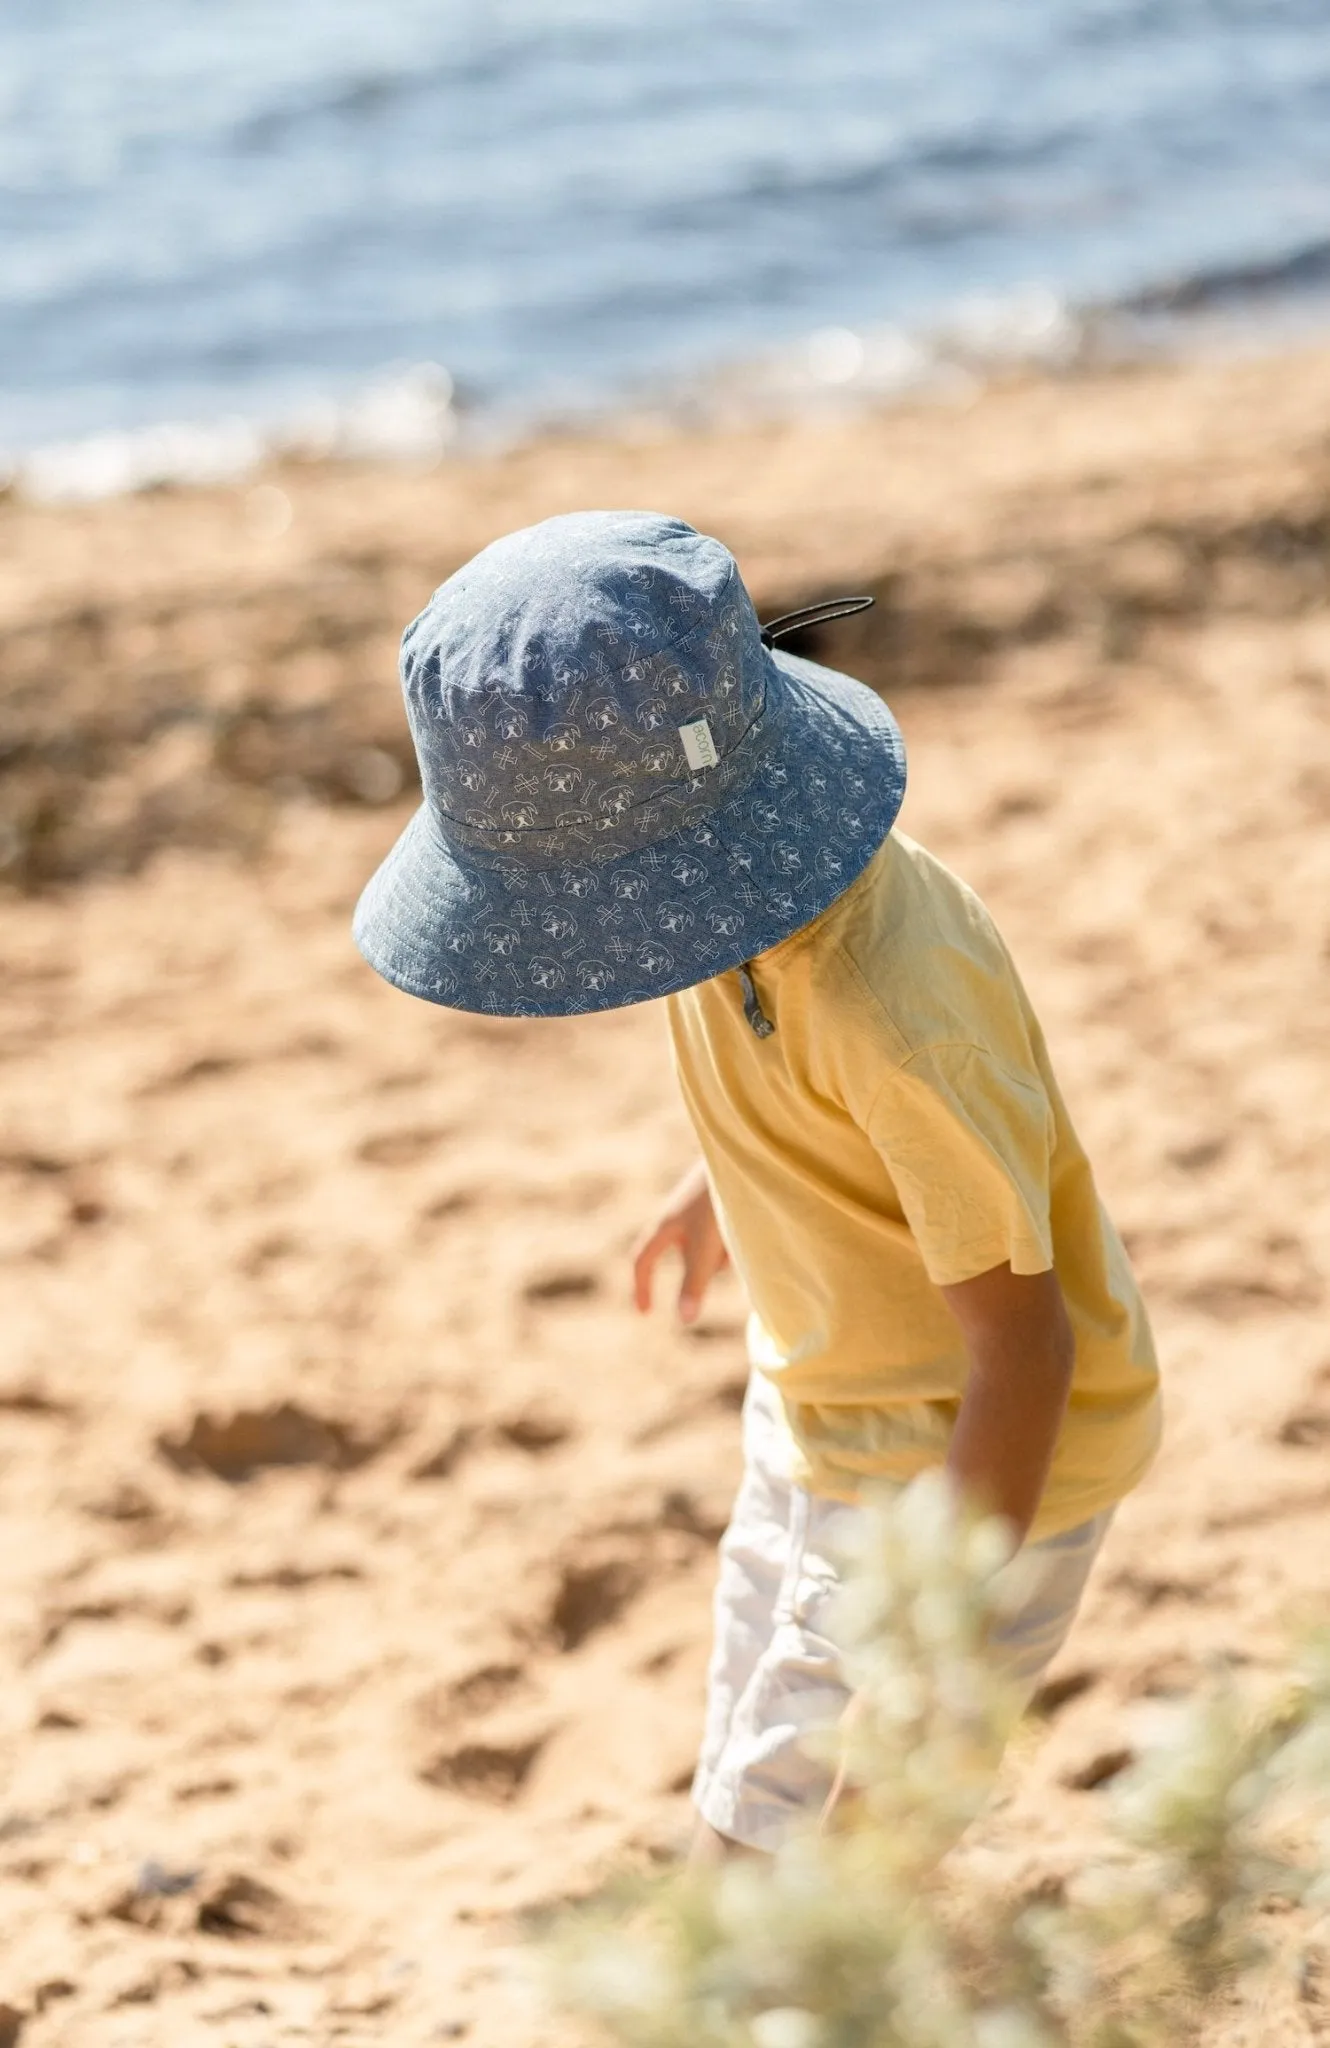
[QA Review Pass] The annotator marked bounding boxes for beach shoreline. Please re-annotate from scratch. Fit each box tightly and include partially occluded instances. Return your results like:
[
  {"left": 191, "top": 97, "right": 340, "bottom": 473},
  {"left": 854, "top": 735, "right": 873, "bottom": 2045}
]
[{"left": 3, "top": 340, "right": 1330, "bottom": 2043}]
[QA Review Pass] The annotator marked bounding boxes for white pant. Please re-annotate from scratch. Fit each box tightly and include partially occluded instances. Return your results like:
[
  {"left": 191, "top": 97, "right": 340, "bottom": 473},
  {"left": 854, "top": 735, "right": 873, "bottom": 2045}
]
[{"left": 694, "top": 1371, "right": 1112, "bottom": 1852}]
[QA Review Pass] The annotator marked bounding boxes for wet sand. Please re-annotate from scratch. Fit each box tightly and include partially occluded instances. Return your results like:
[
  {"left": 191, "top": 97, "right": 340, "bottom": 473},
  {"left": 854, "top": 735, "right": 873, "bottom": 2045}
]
[{"left": 3, "top": 346, "right": 1330, "bottom": 2044}]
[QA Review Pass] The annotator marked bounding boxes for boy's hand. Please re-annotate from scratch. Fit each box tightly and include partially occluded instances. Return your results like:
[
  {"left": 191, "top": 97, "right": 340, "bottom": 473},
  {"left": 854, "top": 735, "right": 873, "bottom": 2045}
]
[{"left": 632, "top": 1160, "right": 729, "bottom": 1325}]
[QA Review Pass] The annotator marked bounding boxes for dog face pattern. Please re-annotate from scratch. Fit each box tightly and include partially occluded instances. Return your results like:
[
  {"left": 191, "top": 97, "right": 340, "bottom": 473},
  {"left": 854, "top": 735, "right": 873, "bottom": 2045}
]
[
  {"left": 400, "top": 520, "right": 768, "bottom": 865},
  {"left": 372, "top": 514, "right": 905, "bottom": 1016},
  {"left": 413, "top": 620, "right": 756, "bottom": 856},
  {"left": 386, "top": 697, "right": 903, "bottom": 1017}
]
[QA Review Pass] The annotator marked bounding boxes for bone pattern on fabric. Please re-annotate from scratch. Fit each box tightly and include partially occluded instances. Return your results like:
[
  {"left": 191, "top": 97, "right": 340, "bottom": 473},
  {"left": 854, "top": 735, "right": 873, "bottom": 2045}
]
[{"left": 353, "top": 512, "right": 907, "bottom": 1018}]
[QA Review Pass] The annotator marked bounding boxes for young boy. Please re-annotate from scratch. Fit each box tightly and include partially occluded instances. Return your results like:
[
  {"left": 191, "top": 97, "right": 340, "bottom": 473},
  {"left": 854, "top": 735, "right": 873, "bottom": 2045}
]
[{"left": 354, "top": 509, "right": 1161, "bottom": 1860}]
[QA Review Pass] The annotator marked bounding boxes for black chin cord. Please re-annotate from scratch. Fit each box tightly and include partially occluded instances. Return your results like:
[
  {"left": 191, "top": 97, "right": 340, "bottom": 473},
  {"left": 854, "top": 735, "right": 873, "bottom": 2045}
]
[
  {"left": 759, "top": 593, "right": 874, "bottom": 648},
  {"left": 735, "top": 961, "right": 776, "bottom": 1039}
]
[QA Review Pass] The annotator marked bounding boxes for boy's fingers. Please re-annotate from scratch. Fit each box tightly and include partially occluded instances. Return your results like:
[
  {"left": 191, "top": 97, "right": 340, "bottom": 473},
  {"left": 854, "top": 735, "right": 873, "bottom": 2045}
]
[
  {"left": 631, "top": 1221, "right": 678, "bottom": 1314},
  {"left": 634, "top": 1207, "right": 726, "bottom": 1322},
  {"left": 677, "top": 1237, "right": 721, "bottom": 1325},
  {"left": 631, "top": 1240, "right": 657, "bottom": 1314}
]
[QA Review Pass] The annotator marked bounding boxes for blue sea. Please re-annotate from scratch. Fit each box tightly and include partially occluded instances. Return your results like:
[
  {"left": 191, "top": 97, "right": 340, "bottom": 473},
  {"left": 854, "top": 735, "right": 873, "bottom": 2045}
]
[{"left": 5, "top": 0, "right": 1330, "bottom": 491}]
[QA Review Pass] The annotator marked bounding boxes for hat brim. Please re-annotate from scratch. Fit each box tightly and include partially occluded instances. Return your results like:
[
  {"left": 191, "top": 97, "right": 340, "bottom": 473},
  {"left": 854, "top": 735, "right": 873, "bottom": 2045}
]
[{"left": 352, "top": 649, "right": 906, "bottom": 1018}]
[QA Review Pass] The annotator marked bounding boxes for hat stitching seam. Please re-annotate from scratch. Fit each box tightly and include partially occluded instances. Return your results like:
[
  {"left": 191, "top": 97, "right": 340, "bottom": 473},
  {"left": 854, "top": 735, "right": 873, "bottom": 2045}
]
[{"left": 428, "top": 664, "right": 772, "bottom": 854}]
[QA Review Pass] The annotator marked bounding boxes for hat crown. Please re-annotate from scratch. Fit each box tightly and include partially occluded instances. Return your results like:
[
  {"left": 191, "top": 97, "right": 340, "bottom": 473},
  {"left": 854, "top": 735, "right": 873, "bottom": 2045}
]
[{"left": 400, "top": 511, "right": 768, "bottom": 864}]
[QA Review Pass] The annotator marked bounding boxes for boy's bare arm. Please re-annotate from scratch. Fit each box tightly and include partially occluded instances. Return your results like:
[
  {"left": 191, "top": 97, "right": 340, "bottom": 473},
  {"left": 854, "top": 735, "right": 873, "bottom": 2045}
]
[
  {"left": 632, "top": 1159, "right": 729, "bottom": 1325},
  {"left": 939, "top": 1263, "right": 1075, "bottom": 1544},
  {"left": 632, "top": 1174, "right": 1071, "bottom": 1540}
]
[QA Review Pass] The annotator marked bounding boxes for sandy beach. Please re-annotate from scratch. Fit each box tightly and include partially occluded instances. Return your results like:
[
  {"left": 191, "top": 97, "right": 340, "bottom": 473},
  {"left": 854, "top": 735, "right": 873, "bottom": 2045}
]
[{"left": 3, "top": 344, "right": 1330, "bottom": 2045}]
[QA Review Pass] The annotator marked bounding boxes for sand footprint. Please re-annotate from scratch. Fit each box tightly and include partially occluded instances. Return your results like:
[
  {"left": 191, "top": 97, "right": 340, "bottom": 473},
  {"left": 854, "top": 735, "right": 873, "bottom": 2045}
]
[
  {"left": 419, "top": 1736, "right": 549, "bottom": 1804},
  {"left": 550, "top": 1554, "right": 646, "bottom": 1653},
  {"left": 413, "top": 1663, "right": 548, "bottom": 1805},
  {"left": 158, "top": 1400, "right": 395, "bottom": 1480}
]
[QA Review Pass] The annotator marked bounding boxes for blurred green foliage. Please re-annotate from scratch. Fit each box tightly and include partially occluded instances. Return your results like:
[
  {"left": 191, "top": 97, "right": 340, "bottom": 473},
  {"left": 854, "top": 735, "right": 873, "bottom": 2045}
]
[{"left": 544, "top": 1477, "right": 1330, "bottom": 2047}]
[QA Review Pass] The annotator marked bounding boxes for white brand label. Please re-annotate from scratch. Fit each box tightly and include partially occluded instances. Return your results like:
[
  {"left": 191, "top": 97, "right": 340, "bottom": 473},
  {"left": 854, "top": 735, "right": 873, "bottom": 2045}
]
[{"left": 678, "top": 716, "right": 719, "bottom": 771}]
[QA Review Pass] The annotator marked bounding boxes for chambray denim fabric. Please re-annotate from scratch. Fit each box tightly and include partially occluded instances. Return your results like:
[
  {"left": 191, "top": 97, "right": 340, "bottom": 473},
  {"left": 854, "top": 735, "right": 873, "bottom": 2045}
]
[{"left": 353, "top": 511, "right": 906, "bottom": 1017}]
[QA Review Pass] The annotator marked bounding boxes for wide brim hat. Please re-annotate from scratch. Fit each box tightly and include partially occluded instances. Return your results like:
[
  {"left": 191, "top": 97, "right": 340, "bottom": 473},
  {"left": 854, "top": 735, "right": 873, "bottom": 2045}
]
[{"left": 353, "top": 513, "right": 906, "bottom": 1019}]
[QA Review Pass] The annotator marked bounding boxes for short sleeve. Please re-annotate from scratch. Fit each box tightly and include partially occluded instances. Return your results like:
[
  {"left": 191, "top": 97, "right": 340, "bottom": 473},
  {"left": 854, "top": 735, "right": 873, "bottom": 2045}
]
[{"left": 867, "top": 1043, "right": 1055, "bottom": 1287}]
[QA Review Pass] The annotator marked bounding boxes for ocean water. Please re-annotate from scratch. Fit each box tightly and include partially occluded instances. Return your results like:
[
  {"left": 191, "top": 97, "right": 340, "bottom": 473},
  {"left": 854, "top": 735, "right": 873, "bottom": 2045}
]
[{"left": 5, "top": 0, "right": 1330, "bottom": 490}]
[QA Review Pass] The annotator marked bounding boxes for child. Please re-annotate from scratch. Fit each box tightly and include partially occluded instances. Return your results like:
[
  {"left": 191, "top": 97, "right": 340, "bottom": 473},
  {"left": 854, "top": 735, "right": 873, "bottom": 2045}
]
[{"left": 354, "top": 509, "right": 1161, "bottom": 1860}]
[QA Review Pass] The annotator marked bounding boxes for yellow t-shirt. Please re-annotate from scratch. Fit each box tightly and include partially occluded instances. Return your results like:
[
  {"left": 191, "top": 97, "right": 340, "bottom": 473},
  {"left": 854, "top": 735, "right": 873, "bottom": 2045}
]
[{"left": 666, "top": 830, "right": 1160, "bottom": 1542}]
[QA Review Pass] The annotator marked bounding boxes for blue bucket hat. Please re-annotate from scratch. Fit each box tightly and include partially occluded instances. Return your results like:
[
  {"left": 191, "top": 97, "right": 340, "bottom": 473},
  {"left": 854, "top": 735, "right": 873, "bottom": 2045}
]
[{"left": 353, "top": 511, "right": 906, "bottom": 1018}]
